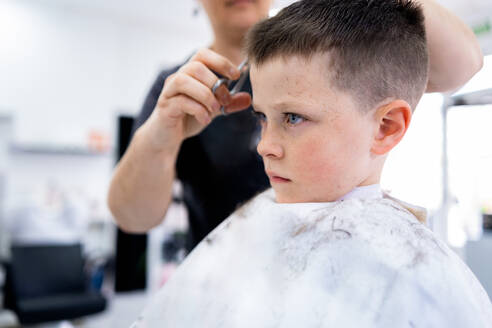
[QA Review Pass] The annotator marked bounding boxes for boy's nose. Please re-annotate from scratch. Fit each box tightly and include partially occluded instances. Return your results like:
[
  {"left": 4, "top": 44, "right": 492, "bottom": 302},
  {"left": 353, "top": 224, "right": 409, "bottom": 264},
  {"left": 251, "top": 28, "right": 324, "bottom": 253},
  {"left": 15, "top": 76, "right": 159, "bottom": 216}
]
[{"left": 257, "top": 130, "right": 284, "bottom": 159}]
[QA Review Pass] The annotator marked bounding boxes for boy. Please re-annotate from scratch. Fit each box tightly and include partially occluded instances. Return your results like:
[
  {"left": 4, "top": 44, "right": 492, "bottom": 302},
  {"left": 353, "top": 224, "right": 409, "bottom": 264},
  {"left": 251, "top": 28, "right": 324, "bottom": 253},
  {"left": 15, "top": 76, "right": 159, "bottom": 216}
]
[{"left": 132, "top": 0, "right": 492, "bottom": 327}]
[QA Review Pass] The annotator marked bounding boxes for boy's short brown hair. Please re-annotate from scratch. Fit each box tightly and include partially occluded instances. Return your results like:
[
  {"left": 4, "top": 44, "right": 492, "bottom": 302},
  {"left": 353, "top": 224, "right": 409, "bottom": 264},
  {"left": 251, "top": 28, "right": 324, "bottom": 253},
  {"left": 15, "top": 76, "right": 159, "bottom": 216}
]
[{"left": 245, "top": 0, "right": 429, "bottom": 110}]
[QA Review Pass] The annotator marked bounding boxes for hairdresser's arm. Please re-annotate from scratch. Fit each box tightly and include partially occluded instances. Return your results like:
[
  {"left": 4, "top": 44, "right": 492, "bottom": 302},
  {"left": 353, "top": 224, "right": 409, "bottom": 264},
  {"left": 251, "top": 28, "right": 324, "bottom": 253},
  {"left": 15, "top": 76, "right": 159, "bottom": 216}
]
[
  {"left": 108, "top": 125, "right": 178, "bottom": 233},
  {"left": 418, "top": 0, "right": 483, "bottom": 93},
  {"left": 108, "top": 49, "right": 246, "bottom": 233}
]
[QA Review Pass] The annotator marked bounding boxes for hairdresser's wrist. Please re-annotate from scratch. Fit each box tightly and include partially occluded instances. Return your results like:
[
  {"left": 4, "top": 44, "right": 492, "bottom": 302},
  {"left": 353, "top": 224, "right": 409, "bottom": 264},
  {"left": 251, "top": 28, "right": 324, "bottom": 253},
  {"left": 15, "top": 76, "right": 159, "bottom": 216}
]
[{"left": 134, "top": 118, "right": 182, "bottom": 161}]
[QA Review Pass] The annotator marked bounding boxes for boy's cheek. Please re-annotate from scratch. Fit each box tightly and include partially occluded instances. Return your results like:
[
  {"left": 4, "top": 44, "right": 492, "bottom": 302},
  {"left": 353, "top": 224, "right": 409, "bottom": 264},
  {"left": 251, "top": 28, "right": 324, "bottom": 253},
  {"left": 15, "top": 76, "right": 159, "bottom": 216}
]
[
  {"left": 294, "top": 140, "right": 342, "bottom": 181},
  {"left": 293, "top": 137, "right": 363, "bottom": 193}
]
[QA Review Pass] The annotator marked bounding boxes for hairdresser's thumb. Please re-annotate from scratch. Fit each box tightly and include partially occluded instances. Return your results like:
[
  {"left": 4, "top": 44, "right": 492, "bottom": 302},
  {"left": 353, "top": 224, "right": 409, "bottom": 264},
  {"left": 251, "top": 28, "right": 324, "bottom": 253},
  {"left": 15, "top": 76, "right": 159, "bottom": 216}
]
[{"left": 223, "top": 92, "right": 252, "bottom": 114}]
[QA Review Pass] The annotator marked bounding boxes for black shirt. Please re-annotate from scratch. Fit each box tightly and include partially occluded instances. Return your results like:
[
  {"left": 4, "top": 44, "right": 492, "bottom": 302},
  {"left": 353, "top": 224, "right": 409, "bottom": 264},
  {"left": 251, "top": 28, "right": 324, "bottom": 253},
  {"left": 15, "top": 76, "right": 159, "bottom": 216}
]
[{"left": 133, "top": 62, "right": 270, "bottom": 252}]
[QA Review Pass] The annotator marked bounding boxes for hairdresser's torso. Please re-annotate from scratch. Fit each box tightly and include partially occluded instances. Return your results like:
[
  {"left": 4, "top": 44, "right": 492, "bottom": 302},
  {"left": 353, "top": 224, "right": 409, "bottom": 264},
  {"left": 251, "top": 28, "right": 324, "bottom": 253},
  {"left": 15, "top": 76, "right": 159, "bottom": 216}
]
[{"left": 109, "top": 0, "right": 274, "bottom": 244}]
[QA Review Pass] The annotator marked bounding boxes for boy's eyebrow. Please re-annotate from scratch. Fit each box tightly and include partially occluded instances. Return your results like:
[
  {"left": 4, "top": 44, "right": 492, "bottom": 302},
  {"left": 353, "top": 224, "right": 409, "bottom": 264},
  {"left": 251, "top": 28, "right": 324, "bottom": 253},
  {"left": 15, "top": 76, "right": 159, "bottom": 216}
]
[
  {"left": 251, "top": 102, "right": 262, "bottom": 111},
  {"left": 252, "top": 100, "right": 317, "bottom": 113}
]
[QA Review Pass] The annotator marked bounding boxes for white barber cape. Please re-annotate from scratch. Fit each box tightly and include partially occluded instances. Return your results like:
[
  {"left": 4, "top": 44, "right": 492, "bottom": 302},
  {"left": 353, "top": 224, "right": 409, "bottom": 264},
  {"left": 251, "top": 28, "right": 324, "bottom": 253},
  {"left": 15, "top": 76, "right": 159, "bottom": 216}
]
[{"left": 132, "top": 186, "right": 492, "bottom": 328}]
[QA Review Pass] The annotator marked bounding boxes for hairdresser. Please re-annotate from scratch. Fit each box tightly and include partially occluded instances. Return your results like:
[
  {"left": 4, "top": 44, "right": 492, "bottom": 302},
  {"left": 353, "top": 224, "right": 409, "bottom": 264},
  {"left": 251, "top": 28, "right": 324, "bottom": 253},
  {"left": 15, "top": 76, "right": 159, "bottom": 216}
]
[{"left": 108, "top": 0, "right": 483, "bottom": 252}]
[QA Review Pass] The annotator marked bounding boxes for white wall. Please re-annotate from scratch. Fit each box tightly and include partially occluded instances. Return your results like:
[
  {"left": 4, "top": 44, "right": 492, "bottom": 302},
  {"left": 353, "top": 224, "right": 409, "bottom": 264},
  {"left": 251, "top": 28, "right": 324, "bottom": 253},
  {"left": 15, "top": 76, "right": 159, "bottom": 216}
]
[{"left": 0, "top": 0, "right": 212, "bottom": 148}]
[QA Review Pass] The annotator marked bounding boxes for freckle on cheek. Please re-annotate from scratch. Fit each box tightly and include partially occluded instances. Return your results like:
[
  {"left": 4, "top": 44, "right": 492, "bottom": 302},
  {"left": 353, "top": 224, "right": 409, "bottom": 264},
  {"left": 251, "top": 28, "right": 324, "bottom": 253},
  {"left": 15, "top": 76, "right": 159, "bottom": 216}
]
[{"left": 297, "top": 143, "right": 331, "bottom": 177}]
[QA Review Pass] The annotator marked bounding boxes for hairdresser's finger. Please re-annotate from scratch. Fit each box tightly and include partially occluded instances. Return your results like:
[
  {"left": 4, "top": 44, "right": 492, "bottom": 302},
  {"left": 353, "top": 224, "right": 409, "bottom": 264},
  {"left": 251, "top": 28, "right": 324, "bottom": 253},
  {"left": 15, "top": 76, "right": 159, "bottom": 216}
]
[
  {"left": 165, "top": 94, "right": 212, "bottom": 127},
  {"left": 179, "top": 61, "right": 219, "bottom": 90},
  {"left": 213, "top": 83, "right": 233, "bottom": 107},
  {"left": 190, "top": 48, "right": 240, "bottom": 80},
  {"left": 163, "top": 73, "right": 220, "bottom": 114},
  {"left": 223, "top": 92, "right": 252, "bottom": 114}
]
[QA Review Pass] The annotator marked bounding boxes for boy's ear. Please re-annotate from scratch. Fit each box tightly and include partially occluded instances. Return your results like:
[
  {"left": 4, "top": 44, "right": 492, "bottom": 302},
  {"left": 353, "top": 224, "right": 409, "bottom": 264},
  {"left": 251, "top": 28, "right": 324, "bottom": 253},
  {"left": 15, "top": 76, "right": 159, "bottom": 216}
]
[{"left": 371, "top": 100, "right": 412, "bottom": 155}]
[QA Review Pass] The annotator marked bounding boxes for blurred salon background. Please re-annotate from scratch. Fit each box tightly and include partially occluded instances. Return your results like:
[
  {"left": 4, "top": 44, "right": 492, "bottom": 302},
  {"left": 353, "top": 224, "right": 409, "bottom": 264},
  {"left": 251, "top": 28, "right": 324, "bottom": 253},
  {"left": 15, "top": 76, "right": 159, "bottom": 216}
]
[{"left": 0, "top": 0, "right": 491, "bottom": 326}]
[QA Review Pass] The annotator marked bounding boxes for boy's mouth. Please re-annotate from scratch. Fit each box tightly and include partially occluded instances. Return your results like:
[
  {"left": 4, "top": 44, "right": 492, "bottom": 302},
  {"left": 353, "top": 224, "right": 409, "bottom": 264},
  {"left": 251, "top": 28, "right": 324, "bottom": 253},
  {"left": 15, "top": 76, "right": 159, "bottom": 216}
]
[{"left": 266, "top": 171, "right": 291, "bottom": 183}]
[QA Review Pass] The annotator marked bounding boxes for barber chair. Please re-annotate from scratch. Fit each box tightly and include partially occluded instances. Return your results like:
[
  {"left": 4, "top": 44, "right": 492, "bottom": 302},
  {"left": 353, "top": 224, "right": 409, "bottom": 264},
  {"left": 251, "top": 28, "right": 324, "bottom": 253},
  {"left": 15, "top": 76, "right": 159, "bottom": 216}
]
[{"left": 4, "top": 243, "right": 106, "bottom": 325}]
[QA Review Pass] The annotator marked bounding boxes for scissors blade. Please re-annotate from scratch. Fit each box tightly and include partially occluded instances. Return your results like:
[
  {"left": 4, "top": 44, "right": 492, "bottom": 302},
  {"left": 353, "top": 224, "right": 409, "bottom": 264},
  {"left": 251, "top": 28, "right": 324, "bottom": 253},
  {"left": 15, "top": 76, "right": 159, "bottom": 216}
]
[
  {"left": 230, "top": 69, "right": 249, "bottom": 95},
  {"left": 213, "top": 58, "right": 249, "bottom": 115}
]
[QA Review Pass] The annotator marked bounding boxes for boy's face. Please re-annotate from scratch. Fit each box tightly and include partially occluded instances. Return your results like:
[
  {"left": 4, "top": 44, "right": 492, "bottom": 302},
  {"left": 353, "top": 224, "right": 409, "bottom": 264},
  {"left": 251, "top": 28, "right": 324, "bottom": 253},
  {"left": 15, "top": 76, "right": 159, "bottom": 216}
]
[{"left": 250, "top": 54, "right": 379, "bottom": 203}]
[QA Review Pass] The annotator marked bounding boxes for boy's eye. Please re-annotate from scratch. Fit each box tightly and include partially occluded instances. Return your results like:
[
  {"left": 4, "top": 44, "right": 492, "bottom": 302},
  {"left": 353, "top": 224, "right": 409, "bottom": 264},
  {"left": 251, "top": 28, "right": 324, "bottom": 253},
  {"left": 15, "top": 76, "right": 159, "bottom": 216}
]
[{"left": 285, "top": 113, "right": 304, "bottom": 125}]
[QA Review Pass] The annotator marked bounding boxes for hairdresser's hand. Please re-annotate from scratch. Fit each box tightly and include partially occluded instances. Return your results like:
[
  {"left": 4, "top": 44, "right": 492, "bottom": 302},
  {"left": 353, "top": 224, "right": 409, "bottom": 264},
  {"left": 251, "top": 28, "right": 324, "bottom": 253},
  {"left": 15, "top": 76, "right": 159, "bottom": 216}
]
[{"left": 143, "top": 48, "right": 252, "bottom": 153}]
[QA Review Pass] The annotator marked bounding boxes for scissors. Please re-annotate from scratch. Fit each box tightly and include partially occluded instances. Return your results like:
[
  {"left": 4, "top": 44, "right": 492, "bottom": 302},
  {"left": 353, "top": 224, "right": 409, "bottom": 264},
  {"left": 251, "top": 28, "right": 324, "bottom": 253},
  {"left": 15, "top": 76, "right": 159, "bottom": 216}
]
[{"left": 211, "top": 58, "right": 249, "bottom": 115}]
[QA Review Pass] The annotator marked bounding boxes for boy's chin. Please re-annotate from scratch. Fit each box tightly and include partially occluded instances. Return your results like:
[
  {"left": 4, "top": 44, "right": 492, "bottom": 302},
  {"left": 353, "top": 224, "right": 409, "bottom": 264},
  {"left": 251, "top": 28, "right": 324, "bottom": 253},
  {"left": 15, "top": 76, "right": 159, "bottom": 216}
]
[
  {"left": 274, "top": 192, "right": 313, "bottom": 204},
  {"left": 274, "top": 196, "right": 295, "bottom": 204},
  {"left": 273, "top": 190, "right": 299, "bottom": 203}
]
